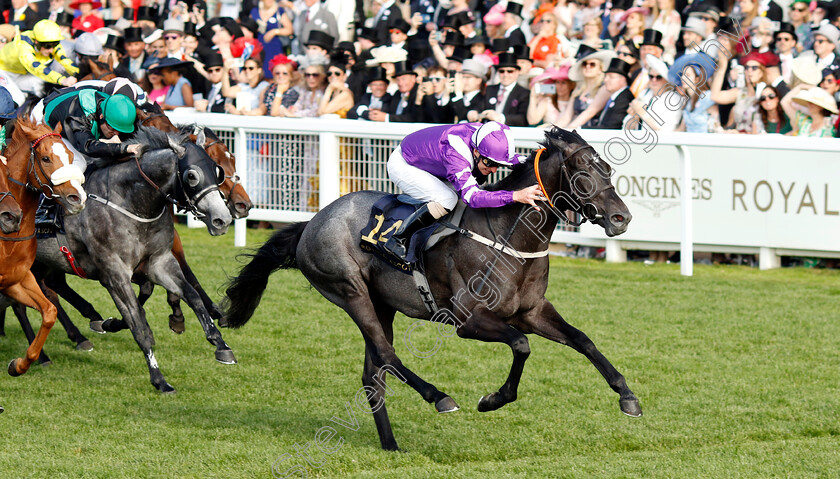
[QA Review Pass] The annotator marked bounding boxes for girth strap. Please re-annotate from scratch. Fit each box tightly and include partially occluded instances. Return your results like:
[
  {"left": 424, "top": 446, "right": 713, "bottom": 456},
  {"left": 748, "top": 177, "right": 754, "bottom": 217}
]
[{"left": 437, "top": 220, "right": 549, "bottom": 259}]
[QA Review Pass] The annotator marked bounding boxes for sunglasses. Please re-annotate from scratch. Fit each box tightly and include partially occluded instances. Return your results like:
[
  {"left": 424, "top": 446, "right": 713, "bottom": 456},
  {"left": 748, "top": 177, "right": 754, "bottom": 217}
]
[
  {"left": 304, "top": 72, "right": 322, "bottom": 78},
  {"left": 649, "top": 74, "right": 664, "bottom": 80},
  {"left": 480, "top": 157, "right": 502, "bottom": 168},
  {"left": 814, "top": 38, "right": 830, "bottom": 44},
  {"left": 207, "top": 67, "right": 223, "bottom": 73},
  {"left": 583, "top": 61, "right": 599, "bottom": 68},
  {"left": 37, "top": 41, "right": 59, "bottom": 49},
  {"left": 744, "top": 65, "right": 762, "bottom": 71},
  {"left": 428, "top": 76, "right": 445, "bottom": 82},
  {"left": 327, "top": 70, "right": 343, "bottom": 77},
  {"left": 776, "top": 35, "right": 795, "bottom": 42},
  {"left": 498, "top": 68, "right": 518, "bottom": 74},
  {"left": 759, "top": 93, "right": 777, "bottom": 101},
  {"left": 244, "top": 66, "right": 260, "bottom": 71},
  {"left": 164, "top": 35, "right": 181, "bottom": 40}
]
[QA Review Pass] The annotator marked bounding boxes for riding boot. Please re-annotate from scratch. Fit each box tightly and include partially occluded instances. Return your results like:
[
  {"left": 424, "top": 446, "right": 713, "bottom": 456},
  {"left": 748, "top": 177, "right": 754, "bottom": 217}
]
[
  {"left": 35, "top": 195, "right": 61, "bottom": 230},
  {"left": 384, "top": 203, "right": 439, "bottom": 262}
]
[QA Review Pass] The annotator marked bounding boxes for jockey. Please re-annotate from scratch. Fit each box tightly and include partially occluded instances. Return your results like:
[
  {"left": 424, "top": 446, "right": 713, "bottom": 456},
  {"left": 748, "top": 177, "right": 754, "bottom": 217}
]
[
  {"left": 0, "top": 20, "right": 78, "bottom": 95},
  {"left": 384, "top": 120, "right": 546, "bottom": 260}
]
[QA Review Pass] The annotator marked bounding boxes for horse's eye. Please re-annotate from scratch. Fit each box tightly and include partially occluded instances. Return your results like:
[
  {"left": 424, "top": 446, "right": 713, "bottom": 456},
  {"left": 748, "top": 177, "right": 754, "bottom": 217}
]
[
  {"left": 183, "top": 169, "right": 201, "bottom": 188},
  {"left": 215, "top": 165, "right": 225, "bottom": 185},
  {"left": 41, "top": 156, "right": 51, "bottom": 163}
]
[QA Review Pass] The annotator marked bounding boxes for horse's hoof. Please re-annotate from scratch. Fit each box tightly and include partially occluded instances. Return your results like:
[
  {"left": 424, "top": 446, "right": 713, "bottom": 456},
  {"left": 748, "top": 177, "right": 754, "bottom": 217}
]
[
  {"left": 156, "top": 382, "right": 177, "bottom": 394},
  {"left": 102, "top": 318, "right": 126, "bottom": 333},
  {"left": 76, "top": 340, "right": 94, "bottom": 352},
  {"left": 215, "top": 349, "right": 237, "bottom": 365},
  {"left": 168, "top": 315, "right": 185, "bottom": 335},
  {"left": 209, "top": 304, "right": 224, "bottom": 320},
  {"left": 39, "top": 360, "right": 52, "bottom": 368},
  {"left": 477, "top": 392, "right": 509, "bottom": 412},
  {"left": 435, "top": 396, "right": 459, "bottom": 413},
  {"left": 7, "top": 358, "right": 21, "bottom": 377},
  {"left": 620, "top": 398, "right": 643, "bottom": 417},
  {"left": 89, "top": 320, "right": 106, "bottom": 334},
  {"left": 217, "top": 317, "right": 230, "bottom": 328},
  {"left": 0, "top": 405, "right": 4, "bottom": 413}
]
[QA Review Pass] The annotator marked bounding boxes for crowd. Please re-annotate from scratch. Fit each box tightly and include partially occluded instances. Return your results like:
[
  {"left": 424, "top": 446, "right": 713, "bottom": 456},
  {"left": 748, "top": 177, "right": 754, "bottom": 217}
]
[{"left": 0, "top": 0, "right": 835, "bottom": 136}]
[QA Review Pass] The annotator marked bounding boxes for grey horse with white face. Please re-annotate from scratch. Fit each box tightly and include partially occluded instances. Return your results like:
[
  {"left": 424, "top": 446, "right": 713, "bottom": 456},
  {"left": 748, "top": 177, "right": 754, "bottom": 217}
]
[{"left": 35, "top": 127, "right": 234, "bottom": 393}]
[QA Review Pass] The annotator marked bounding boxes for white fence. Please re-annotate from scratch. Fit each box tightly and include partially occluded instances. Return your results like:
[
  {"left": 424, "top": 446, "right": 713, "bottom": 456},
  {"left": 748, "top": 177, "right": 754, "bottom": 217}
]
[{"left": 166, "top": 111, "right": 840, "bottom": 276}]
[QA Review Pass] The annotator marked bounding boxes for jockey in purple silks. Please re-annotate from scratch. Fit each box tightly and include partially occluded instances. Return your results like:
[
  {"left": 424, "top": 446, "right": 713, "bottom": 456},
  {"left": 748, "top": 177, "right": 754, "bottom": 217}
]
[{"left": 385, "top": 120, "right": 547, "bottom": 260}]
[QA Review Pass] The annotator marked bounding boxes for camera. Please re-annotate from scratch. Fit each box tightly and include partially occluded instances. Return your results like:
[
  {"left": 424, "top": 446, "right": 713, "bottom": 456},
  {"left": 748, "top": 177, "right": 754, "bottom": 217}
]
[{"left": 535, "top": 83, "right": 556, "bottom": 95}]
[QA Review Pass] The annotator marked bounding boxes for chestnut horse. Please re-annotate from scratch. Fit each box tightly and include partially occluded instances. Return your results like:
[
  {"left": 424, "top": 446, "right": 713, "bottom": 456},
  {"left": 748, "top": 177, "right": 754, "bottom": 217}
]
[{"left": 2, "top": 117, "right": 85, "bottom": 377}]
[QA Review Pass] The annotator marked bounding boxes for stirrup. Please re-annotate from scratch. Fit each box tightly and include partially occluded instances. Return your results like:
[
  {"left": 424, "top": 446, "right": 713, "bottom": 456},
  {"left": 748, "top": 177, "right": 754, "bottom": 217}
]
[{"left": 384, "top": 237, "right": 408, "bottom": 262}]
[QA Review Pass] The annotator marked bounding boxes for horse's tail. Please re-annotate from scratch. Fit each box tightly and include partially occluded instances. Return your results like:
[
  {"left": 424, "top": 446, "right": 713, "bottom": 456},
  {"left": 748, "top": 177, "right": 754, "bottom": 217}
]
[{"left": 222, "top": 222, "right": 308, "bottom": 329}]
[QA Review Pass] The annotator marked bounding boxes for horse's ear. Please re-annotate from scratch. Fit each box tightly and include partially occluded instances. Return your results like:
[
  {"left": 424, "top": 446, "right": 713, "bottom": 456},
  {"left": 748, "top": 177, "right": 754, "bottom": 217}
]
[
  {"left": 168, "top": 134, "right": 186, "bottom": 158},
  {"left": 54, "top": 122, "right": 63, "bottom": 135},
  {"left": 16, "top": 118, "right": 33, "bottom": 137},
  {"left": 194, "top": 126, "right": 206, "bottom": 148}
]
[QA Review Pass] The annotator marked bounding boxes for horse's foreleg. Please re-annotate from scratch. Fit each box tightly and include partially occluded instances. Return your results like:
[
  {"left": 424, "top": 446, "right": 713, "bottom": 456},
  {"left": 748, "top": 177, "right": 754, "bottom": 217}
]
[
  {"left": 456, "top": 307, "right": 530, "bottom": 412},
  {"left": 40, "top": 281, "right": 92, "bottom": 351},
  {"left": 172, "top": 232, "right": 222, "bottom": 319},
  {"left": 519, "top": 300, "right": 642, "bottom": 417},
  {"left": 12, "top": 302, "right": 51, "bottom": 365},
  {"left": 147, "top": 254, "right": 235, "bottom": 365},
  {"left": 102, "top": 273, "right": 174, "bottom": 393},
  {"left": 5, "top": 272, "right": 57, "bottom": 376}
]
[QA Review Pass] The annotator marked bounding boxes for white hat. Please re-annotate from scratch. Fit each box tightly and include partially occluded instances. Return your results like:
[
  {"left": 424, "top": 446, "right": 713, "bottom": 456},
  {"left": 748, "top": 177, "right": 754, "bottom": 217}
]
[
  {"left": 813, "top": 23, "right": 840, "bottom": 45},
  {"left": 568, "top": 49, "right": 616, "bottom": 82},
  {"left": 793, "top": 86, "right": 839, "bottom": 114},
  {"left": 461, "top": 58, "right": 488, "bottom": 79},
  {"left": 681, "top": 17, "right": 707, "bottom": 38},
  {"left": 791, "top": 55, "right": 822, "bottom": 85},
  {"left": 645, "top": 54, "right": 669, "bottom": 78},
  {"left": 143, "top": 29, "right": 163, "bottom": 44},
  {"left": 365, "top": 45, "right": 408, "bottom": 66}
]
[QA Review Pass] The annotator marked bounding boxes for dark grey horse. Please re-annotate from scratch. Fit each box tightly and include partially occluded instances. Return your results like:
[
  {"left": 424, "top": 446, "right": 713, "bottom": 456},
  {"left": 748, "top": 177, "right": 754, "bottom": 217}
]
[
  {"left": 34, "top": 127, "right": 235, "bottom": 393},
  {"left": 223, "top": 128, "right": 642, "bottom": 450}
]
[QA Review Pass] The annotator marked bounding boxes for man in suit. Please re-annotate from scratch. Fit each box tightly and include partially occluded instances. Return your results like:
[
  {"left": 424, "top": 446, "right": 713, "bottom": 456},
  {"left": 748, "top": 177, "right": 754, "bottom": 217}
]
[
  {"left": 370, "top": 0, "right": 403, "bottom": 46},
  {"left": 586, "top": 58, "right": 634, "bottom": 130},
  {"left": 451, "top": 59, "right": 487, "bottom": 122},
  {"left": 118, "top": 27, "right": 147, "bottom": 82},
  {"left": 501, "top": 2, "right": 526, "bottom": 47},
  {"left": 294, "top": 0, "right": 339, "bottom": 55},
  {"left": 467, "top": 52, "right": 530, "bottom": 126},
  {"left": 7, "top": 0, "right": 41, "bottom": 31},
  {"left": 381, "top": 61, "right": 420, "bottom": 122},
  {"left": 347, "top": 67, "right": 394, "bottom": 120}
]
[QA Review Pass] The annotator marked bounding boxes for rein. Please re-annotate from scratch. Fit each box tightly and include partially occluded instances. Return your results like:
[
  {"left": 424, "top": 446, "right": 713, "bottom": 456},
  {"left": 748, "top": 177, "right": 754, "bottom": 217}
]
[{"left": 133, "top": 154, "right": 180, "bottom": 208}]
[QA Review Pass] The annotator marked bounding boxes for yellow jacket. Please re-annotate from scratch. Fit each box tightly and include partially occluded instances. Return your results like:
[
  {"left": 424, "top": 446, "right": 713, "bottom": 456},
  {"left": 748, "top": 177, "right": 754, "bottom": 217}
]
[{"left": 0, "top": 30, "right": 77, "bottom": 83}]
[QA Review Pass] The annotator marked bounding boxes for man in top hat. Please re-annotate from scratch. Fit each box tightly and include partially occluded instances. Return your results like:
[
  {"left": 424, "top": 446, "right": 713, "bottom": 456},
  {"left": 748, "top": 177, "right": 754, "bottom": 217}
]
[
  {"left": 294, "top": 0, "right": 339, "bottom": 55},
  {"left": 134, "top": 6, "right": 158, "bottom": 31},
  {"left": 162, "top": 18, "right": 186, "bottom": 59},
  {"left": 388, "top": 18, "right": 412, "bottom": 52},
  {"left": 511, "top": 44, "right": 533, "bottom": 88},
  {"left": 774, "top": 22, "right": 798, "bottom": 85},
  {"left": 305, "top": 30, "right": 335, "bottom": 58},
  {"left": 630, "top": 29, "right": 665, "bottom": 97},
  {"left": 347, "top": 66, "right": 394, "bottom": 120},
  {"left": 587, "top": 58, "right": 634, "bottom": 130},
  {"left": 379, "top": 61, "right": 419, "bottom": 122},
  {"left": 446, "top": 10, "right": 477, "bottom": 39},
  {"left": 54, "top": 11, "right": 74, "bottom": 33},
  {"left": 194, "top": 52, "right": 228, "bottom": 113},
  {"left": 806, "top": 23, "right": 840, "bottom": 71},
  {"left": 118, "top": 26, "right": 148, "bottom": 81},
  {"left": 467, "top": 52, "right": 530, "bottom": 126},
  {"left": 501, "top": 1, "right": 527, "bottom": 46},
  {"left": 368, "top": 0, "right": 402, "bottom": 46}
]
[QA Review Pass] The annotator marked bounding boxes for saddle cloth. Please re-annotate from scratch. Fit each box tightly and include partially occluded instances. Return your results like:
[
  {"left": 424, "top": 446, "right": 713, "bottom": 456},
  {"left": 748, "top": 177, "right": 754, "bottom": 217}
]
[{"left": 359, "top": 194, "right": 465, "bottom": 273}]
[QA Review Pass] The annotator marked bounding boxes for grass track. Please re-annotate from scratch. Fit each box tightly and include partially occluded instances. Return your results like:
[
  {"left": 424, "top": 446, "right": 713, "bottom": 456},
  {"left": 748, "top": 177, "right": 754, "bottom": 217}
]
[{"left": 1, "top": 225, "right": 838, "bottom": 478}]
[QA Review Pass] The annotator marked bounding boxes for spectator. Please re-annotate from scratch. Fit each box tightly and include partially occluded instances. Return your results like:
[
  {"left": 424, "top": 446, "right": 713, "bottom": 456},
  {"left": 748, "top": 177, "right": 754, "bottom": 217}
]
[
  {"left": 289, "top": 60, "right": 327, "bottom": 118},
  {"left": 712, "top": 51, "right": 768, "bottom": 132},
  {"left": 416, "top": 65, "right": 455, "bottom": 123},
  {"left": 512, "top": 44, "right": 533, "bottom": 88},
  {"left": 317, "top": 59, "right": 354, "bottom": 117},
  {"left": 368, "top": 0, "right": 401, "bottom": 47},
  {"left": 250, "top": 0, "right": 292, "bottom": 78},
  {"left": 467, "top": 52, "right": 530, "bottom": 126},
  {"left": 806, "top": 23, "right": 840, "bottom": 71},
  {"left": 145, "top": 30, "right": 166, "bottom": 61},
  {"left": 157, "top": 57, "right": 194, "bottom": 110},
  {"left": 821, "top": 67, "right": 840, "bottom": 103},
  {"left": 680, "top": 17, "right": 707, "bottom": 56},
  {"left": 585, "top": 58, "right": 634, "bottom": 129},
  {"left": 162, "top": 19, "right": 186, "bottom": 59},
  {"left": 628, "top": 55, "right": 681, "bottom": 131},
  {"left": 388, "top": 18, "right": 412, "bottom": 51},
  {"left": 380, "top": 61, "right": 419, "bottom": 122},
  {"left": 450, "top": 59, "right": 486, "bottom": 123},
  {"left": 466, "top": 35, "right": 494, "bottom": 68},
  {"left": 788, "top": 0, "right": 812, "bottom": 51},
  {"left": 194, "top": 53, "right": 229, "bottom": 113},
  {"left": 528, "top": 12, "right": 562, "bottom": 68},
  {"left": 630, "top": 29, "right": 665, "bottom": 97},
  {"left": 581, "top": 14, "right": 611, "bottom": 50},
  {"left": 672, "top": 52, "right": 718, "bottom": 133},
  {"left": 781, "top": 85, "right": 838, "bottom": 137},
  {"left": 613, "top": 7, "right": 647, "bottom": 51},
  {"left": 615, "top": 41, "right": 641, "bottom": 84},
  {"left": 527, "top": 66, "right": 574, "bottom": 127},
  {"left": 651, "top": 0, "right": 680, "bottom": 62},
  {"left": 142, "top": 64, "right": 170, "bottom": 105},
  {"left": 223, "top": 56, "right": 270, "bottom": 115},
  {"left": 305, "top": 31, "right": 335, "bottom": 58},
  {"left": 483, "top": 3, "right": 506, "bottom": 40},
  {"left": 268, "top": 54, "right": 302, "bottom": 117},
  {"left": 102, "top": 34, "right": 130, "bottom": 76},
  {"left": 554, "top": 0, "right": 579, "bottom": 36},
  {"left": 775, "top": 23, "right": 798, "bottom": 85},
  {"left": 71, "top": 0, "right": 104, "bottom": 34},
  {"left": 502, "top": 2, "right": 527, "bottom": 46},
  {"left": 119, "top": 27, "right": 148, "bottom": 82},
  {"left": 366, "top": 45, "right": 406, "bottom": 93},
  {"left": 347, "top": 66, "right": 394, "bottom": 120},
  {"left": 558, "top": 45, "right": 612, "bottom": 128},
  {"left": 752, "top": 85, "right": 791, "bottom": 134}
]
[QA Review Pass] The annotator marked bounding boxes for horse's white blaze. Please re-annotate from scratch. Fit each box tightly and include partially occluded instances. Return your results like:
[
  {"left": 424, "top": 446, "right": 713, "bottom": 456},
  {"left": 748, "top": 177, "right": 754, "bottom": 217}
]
[
  {"left": 147, "top": 351, "right": 159, "bottom": 369},
  {"left": 50, "top": 142, "right": 71, "bottom": 168},
  {"left": 69, "top": 179, "right": 86, "bottom": 201}
]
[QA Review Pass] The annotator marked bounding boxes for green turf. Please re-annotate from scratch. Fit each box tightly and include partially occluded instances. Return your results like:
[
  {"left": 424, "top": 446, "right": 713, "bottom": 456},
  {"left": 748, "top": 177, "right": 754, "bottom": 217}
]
[{"left": 1, "top": 225, "right": 838, "bottom": 478}]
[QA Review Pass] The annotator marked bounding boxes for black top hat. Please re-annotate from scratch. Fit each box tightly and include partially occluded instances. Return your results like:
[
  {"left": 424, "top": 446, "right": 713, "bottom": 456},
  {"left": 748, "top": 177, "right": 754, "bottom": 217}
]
[
  {"left": 222, "top": 20, "right": 244, "bottom": 39},
  {"left": 775, "top": 22, "right": 797, "bottom": 40},
  {"left": 466, "top": 34, "right": 490, "bottom": 47},
  {"left": 336, "top": 41, "right": 357, "bottom": 60},
  {"left": 366, "top": 66, "right": 388, "bottom": 83},
  {"left": 446, "top": 10, "right": 475, "bottom": 29},
  {"left": 640, "top": 29, "right": 664, "bottom": 49},
  {"left": 605, "top": 58, "right": 632, "bottom": 79},
  {"left": 136, "top": 6, "right": 156, "bottom": 22},
  {"left": 203, "top": 52, "right": 224, "bottom": 68},
  {"left": 389, "top": 18, "right": 410, "bottom": 34},
  {"left": 239, "top": 18, "right": 259, "bottom": 37},
  {"left": 306, "top": 30, "right": 335, "bottom": 51},
  {"left": 55, "top": 11, "right": 74, "bottom": 27},
  {"left": 392, "top": 61, "right": 416, "bottom": 77},
  {"left": 506, "top": 2, "right": 523, "bottom": 17},
  {"left": 123, "top": 26, "right": 144, "bottom": 43},
  {"left": 575, "top": 44, "right": 598, "bottom": 60},
  {"left": 443, "top": 30, "right": 465, "bottom": 47},
  {"left": 103, "top": 34, "right": 126, "bottom": 54},
  {"left": 496, "top": 52, "right": 520, "bottom": 69},
  {"left": 511, "top": 44, "right": 531, "bottom": 61},
  {"left": 358, "top": 26, "right": 378, "bottom": 43},
  {"left": 490, "top": 37, "right": 509, "bottom": 53},
  {"left": 446, "top": 46, "right": 468, "bottom": 63},
  {"left": 183, "top": 21, "right": 197, "bottom": 37}
]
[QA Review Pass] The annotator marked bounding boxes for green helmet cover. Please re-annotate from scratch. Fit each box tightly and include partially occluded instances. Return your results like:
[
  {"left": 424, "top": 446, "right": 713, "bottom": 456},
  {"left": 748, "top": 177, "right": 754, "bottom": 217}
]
[{"left": 102, "top": 94, "right": 136, "bottom": 134}]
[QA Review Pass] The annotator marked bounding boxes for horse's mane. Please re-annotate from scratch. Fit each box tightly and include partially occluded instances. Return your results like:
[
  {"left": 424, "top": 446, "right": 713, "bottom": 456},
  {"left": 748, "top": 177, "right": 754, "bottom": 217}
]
[
  {"left": 127, "top": 125, "right": 189, "bottom": 150},
  {"left": 486, "top": 127, "right": 586, "bottom": 192},
  {"left": 5, "top": 116, "right": 50, "bottom": 163}
]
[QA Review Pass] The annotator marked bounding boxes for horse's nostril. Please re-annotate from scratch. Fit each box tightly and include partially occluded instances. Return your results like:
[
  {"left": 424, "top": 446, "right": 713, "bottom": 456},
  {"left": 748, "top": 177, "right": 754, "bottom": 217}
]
[
  {"left": 612, "top": 214, "right": 625, "bottom": 224},
  {"left": 235, "top": 202, "right": 250, "bottom": 213},
  {"left": 68, "top": 194, "right": 81, "bottom": 204},
  {"left": 1, "top": 212, "right": 14, "bottom": 223},
  {"left": 213, "top": 218, "right": 225, "bottom": 229}
]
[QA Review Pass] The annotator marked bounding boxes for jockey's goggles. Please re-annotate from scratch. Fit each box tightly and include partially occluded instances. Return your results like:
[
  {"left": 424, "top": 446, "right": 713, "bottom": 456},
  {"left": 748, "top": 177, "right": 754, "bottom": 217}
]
[
  {"left": 36, "top": 41, "right": 60, "bottom": 50},
  {"left": 479, "top": 156, "right": 505, "bottom": 169}
]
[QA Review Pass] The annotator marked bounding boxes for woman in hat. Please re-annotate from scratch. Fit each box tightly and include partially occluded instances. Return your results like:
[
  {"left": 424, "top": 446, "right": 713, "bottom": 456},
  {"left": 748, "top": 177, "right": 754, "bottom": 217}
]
[
  {"left": 267, "top": 54, "right": 302, "bottom": 117},
  {"left": 527, "top": 65, "right": 574, "bottom": 126},
  {"left": 751, "top": 85, "right": 791, "bottom": 134},
  {"left": 613, "top": 8, "right": 647, "bottom": 51},
  {"left": 528, "top": 12, "right": 563, "bottom": 68},
  {"left": 580, "top": 15, "right": 612, "bottom": 50},
  {"left": 556, "top": 46, "right": 612, "bottom": 128},
  {"left": 317, "top": 59, "right": 354, "bottom": 118},
  {"left": 287, "top": 59, "right": 327, "bottom": 118},
  {"left": 156, "top": 57, "right": 194, "bottom": 110},
  {"left": 141, "top": 64, "right": 170, "bottom": 105},
  {"left": 674, "top": 53, "right": 719, "bottom": 133},
  {"left": 71, "top": 0, "right": 104, "bottom": 34},
  {"left": 223, "top": 56, "right": 270, "bottom": 114},
  {"left": 250, "top": 0, "right": 292, "bottom": 79},
  {"left": 781, "top": 85, "right": 838, "bottom": 137},
  {"left": 711, "top": 50, "right": 769, "bottom": 132}
]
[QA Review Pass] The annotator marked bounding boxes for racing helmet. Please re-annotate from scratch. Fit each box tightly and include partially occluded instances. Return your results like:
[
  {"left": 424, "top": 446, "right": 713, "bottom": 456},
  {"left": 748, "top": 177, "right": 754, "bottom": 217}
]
[
  {"left": 102, "top": 94, "right": 136, "bottom": 134},
  {"left": 103, "top": 77, "right": 138, "bottom": 103},
  {"left": 33, "top": 20, "right": 64, "bottom": 43},
  {"left": 470, "top": 121, "right": 526, "bottom": 167},
  {"left": 74, "top": 32, "right": 104, "bottom": 57}
]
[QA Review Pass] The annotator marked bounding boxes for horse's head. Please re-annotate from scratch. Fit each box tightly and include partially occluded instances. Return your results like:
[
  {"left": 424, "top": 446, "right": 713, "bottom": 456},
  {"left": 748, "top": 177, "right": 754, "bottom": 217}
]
[
  {"left": 188, "top": 126, "right": 252, "bottom": 219},
  {"left": 0, "top": 167, "right": 22, "bottom": 234},
  {"left": 15, "top": 118, "right": 86, "bottom": 215},
  {"left": 139, "top": 102, "right": 179, "bottom": 133},
  {"left": 542, "top": 128, "right": 631, "bottom": 236},
  {"left": 167, "top": 133, "right": 232, "bottom": 236}
]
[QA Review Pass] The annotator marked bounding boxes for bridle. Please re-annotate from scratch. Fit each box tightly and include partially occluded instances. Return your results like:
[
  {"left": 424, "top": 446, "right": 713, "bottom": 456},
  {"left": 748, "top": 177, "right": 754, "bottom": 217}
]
[
  {"left": 6, "top": 132, "right": 64, "bottom": 198},
  {"left": 201, "top": 136, "right": 242, "bottom": 212}
]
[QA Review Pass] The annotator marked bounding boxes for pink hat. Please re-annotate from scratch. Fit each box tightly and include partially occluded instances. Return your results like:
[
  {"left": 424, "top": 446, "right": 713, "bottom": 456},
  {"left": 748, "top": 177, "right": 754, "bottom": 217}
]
[
  {"left": 483, "top": 3, "right": 505, "bottom": 26},
  {"left": 530, "top": 66, "right": 571, "bottom": 86},
  {"left": 619, "top": 7, "right": 649, "bottom": 24}
]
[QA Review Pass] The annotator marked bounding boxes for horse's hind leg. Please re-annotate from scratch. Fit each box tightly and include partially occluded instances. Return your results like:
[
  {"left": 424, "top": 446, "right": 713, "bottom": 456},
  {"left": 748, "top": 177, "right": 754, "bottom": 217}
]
[
  {"left": 44, "top": 271, "right": 115, "bottom": 334},
  {"left": 362, "top": 302, "right": 399, "bottom": 450},
  {"left": 12, "top": 302, "right": 51, "bottom": 365},
  {"left": 518, "top": 300, "right": 642, "bottom": 417},
  {"left": 456, "top": 307, "right": 531, "bottom": 412},
  {"left": 5, "top": 272, "right": 58, "bottom": 376},
  {"left": 40, "top": 281, "right": 92, "bottom": 351}
]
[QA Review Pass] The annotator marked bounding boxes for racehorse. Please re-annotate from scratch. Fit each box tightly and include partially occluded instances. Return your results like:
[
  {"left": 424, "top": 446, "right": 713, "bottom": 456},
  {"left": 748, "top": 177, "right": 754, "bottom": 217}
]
[
  {"left": 34, "top": 127, "right": 234, "bottom": 392},
  {"left": 78, "top": 58, "right": 117, "bottom": 82},
  {"left": 3, "top": 117, "right": 86, "bottom": 377},
  {"left": 223, "top": 128, "right": 642, "bottom": 450}
]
